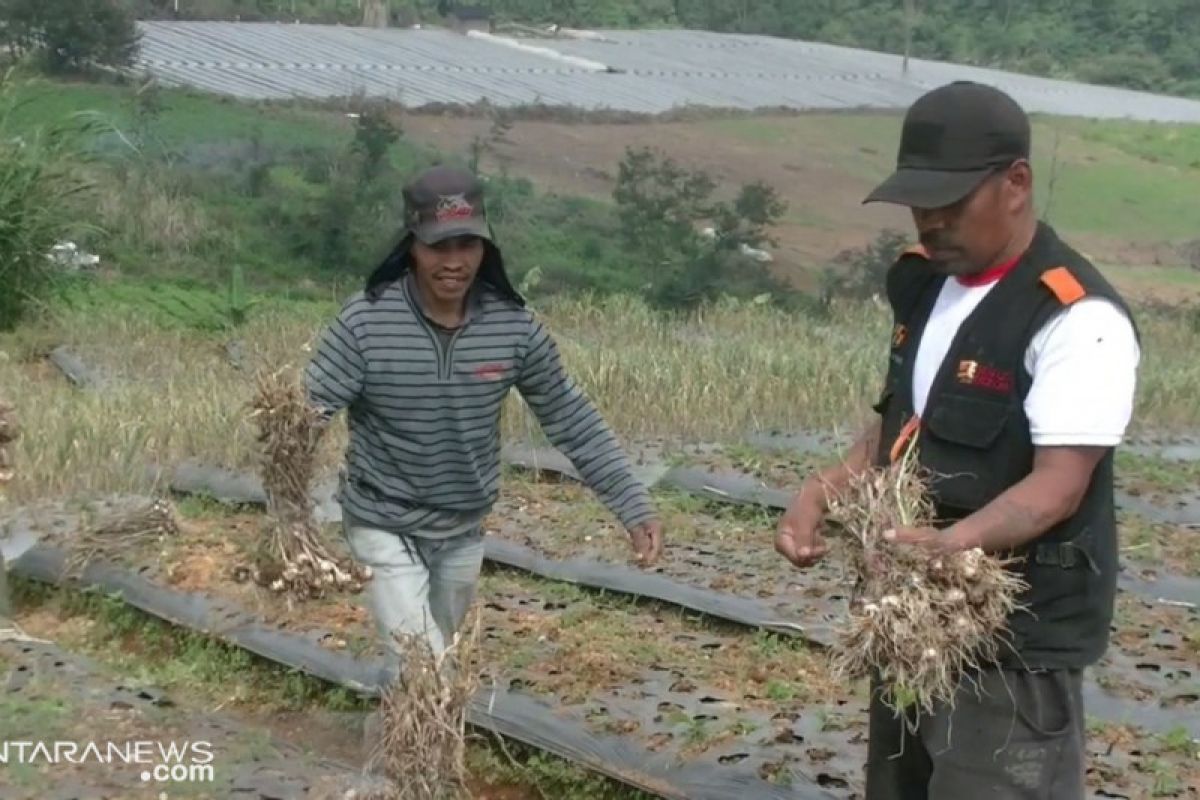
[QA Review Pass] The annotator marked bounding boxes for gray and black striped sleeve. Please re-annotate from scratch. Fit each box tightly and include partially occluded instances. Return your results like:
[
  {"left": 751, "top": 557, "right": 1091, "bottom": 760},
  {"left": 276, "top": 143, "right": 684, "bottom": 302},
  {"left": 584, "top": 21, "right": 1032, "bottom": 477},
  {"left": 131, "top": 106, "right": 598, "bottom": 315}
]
[
  {"left": 305, "top": 297, "right": 366, "bottom": 420},
  {"left": 516, "top": 319, "right": 657, "bottom": 530}
]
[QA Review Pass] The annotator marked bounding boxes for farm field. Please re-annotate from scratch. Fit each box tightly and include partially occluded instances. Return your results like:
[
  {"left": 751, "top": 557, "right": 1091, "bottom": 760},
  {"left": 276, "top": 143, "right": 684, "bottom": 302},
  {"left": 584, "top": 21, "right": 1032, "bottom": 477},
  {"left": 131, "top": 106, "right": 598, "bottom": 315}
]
[{"left": 3, "top": 62, "right": 1200, "bottom": 799}]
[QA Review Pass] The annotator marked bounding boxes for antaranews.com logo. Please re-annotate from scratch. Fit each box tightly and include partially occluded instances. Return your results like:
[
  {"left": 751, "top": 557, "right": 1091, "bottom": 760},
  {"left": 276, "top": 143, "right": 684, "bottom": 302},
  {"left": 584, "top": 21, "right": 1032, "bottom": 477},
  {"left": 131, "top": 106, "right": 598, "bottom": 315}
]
[{"left": 1, "top": 739, "right": 215, "bottom": 792}]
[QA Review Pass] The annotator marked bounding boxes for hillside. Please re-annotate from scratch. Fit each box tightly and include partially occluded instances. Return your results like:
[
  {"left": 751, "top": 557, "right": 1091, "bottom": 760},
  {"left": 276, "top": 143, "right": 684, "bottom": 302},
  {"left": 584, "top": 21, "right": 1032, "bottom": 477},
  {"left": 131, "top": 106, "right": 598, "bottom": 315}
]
[
  {"left": 8, "top": 79, "right": 1200, "bottom": 306},
  {"left": 403, "top": 110, "right": 1200, "bottom": 298}
]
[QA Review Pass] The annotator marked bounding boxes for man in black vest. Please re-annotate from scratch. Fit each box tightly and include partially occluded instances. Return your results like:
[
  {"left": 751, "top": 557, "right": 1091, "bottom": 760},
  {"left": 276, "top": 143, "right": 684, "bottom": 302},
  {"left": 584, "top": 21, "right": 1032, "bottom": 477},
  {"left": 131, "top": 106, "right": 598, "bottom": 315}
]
[{"left": 775, "top": 81, "right": 1140, "bottom": 799}]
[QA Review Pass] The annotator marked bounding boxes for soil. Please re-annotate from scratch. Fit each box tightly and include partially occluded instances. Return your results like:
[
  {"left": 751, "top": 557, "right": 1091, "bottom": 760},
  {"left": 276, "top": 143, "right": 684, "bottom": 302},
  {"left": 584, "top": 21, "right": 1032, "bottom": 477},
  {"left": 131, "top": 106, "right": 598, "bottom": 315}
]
[{"left": 6, "top": 452, "right": 1200, "bottom": 799}]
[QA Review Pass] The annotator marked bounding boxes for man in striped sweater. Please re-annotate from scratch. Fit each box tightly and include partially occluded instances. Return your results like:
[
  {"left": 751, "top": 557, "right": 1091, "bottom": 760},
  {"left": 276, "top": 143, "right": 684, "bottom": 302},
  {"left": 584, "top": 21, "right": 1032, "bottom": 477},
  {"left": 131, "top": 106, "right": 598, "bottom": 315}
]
[{"left": 305, "top": 165, "right": 663, "bottom": 667}]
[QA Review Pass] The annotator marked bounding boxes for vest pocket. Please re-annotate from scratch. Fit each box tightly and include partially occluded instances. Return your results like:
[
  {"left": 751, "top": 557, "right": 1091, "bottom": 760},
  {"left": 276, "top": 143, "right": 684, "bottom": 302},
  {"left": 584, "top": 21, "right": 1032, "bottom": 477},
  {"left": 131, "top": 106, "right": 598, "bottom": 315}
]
[
  {"left": 924, "top": 395, "right": 1010, "bottom": 449},
  {"left": 921, "top": 394, "right": 1018, "bottom": 512}
]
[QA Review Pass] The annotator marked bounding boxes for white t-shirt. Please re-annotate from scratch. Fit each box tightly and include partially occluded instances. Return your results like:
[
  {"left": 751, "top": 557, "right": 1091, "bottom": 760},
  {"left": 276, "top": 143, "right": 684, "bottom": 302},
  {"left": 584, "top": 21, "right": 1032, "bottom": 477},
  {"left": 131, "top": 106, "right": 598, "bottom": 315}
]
[{"left": 911, "top": 278, "right": 1140, "bottom": 447}]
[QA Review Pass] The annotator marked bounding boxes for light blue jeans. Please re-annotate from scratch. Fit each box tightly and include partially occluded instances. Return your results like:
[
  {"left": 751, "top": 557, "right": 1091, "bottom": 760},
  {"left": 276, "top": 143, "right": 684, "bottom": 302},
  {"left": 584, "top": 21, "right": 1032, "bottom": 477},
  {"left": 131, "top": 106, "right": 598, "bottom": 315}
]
[{"left": 343, "top": 521, "right": 485, "bottom": 673}]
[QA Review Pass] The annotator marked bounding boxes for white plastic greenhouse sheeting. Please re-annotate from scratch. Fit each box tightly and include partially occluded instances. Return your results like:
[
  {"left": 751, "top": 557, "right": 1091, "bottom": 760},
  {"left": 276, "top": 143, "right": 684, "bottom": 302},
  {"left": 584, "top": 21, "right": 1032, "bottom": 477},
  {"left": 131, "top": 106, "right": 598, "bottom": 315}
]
[{"left": 135, "top": 21, "right": 1200, "bottom": 122}]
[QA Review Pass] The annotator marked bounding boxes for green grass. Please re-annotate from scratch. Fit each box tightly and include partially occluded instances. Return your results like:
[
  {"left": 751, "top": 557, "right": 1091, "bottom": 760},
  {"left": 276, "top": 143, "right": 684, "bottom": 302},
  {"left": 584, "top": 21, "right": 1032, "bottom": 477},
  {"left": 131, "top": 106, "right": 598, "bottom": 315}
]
[
  {"left": 764, "top": 680, "right": 797, "bottom": 702},
  {"left": 702, "top": 112, "right": 1200, "bottom": 245},
  {"left": 1040, "top": 158, "right": 1200, "bottom": 242},
  {"left": 0, "top": 694, "right": 73, "bottom": 738},
  {"left": 5, "top": 78, "right": 438, "bottom": 289},
  {"left": 1117, "top": 452, "right": 1200, "bottom": 495},
  {"left": 1158, "top": 726, "right": 1199, "bottom": 758},
  {"left": 6, "top": 77, "right": 666, "bottom": 299},
  {"left": 11, "top": 579, "right": 370, "bottom": 712},
  {"left": 11, "top": 76, "right": 1200, "bottom": 314},
  {"left": 1064, "top": 118, "right": 1200, "bottom": 172},
  {"left": 1103, "top": 263, "right": 1200, "bottom": 295},
  {"left": 8, "top": 81, "right": 355, "bottom": 154}
]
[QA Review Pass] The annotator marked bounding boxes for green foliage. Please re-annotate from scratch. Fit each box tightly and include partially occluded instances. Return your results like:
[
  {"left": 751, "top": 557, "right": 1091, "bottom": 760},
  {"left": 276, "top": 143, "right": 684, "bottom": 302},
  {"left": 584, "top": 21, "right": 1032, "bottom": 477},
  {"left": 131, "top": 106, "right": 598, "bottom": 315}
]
[
  {"left": 1158, "top": 726, "right": 1198, "bottom": 757},
  {"left": 671, "top": 0, "right": 1200, "bottom": 98},
  {"left": 10, "top": 77, "right": 1199, "bottom": 323},
  {"left": 11, "top": 578, "right": 369, "bottom": 712},
  {"left": 350, "top": 101, "right": 402, "bottom": 180},
  {"left": 0, "top": 73, "right": 97, "bottom": 330},
  {"left": 226, "top": 263, "right": 258, "bottom": 326},
  {"left": 1, "top": 0, "right": 141, "bottom": 75},
  {"left": 613, "top": 146, "right": 790, "bottom": 309},
  {"left": 764, "top": 679, "right": 796, "bottom": 702},
  {"left": 124, "top": 0, "right": 364, "bottom": 24},
  {"left": 468, "top": 738, "right": 656, "bottom": 800},
  {"left": 820, "top": 228, "right": 908, "bottom": 305},
  {"left": 272, "top": 100, "right": 408, "bottom": 272}
]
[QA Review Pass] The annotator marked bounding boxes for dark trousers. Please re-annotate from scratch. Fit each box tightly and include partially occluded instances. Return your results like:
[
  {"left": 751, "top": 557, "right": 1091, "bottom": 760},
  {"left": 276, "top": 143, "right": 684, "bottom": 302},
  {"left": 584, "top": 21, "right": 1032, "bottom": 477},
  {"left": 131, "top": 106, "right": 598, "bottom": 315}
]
[{"left": 865, "top": 668, "right": 1086, "bottom": 800}]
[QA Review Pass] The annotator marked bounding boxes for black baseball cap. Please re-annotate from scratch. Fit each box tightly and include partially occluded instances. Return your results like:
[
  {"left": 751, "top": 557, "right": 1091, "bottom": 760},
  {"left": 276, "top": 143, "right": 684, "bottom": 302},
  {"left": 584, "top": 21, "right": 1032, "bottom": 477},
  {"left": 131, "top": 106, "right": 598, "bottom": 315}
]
[
  {"left": 402, "top": 165, "right": 492, "bottom": 244},
  {"left": 864, "top": 81, "right": 1031, "bottom": 209}
]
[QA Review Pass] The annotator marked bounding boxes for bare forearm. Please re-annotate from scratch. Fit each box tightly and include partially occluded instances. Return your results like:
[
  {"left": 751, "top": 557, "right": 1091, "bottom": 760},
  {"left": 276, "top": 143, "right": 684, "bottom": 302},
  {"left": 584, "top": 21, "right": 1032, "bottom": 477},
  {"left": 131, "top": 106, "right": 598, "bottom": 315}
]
[{"left": 946, "top": 464, "right": 1090, "bottom": 554}]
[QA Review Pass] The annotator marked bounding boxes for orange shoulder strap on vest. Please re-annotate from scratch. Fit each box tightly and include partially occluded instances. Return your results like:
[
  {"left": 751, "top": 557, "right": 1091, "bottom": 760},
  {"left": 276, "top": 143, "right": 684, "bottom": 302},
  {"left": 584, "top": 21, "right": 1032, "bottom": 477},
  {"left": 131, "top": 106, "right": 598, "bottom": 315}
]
[{"left": 1040, "top": 266, "right": 1087, "bottom": 305}]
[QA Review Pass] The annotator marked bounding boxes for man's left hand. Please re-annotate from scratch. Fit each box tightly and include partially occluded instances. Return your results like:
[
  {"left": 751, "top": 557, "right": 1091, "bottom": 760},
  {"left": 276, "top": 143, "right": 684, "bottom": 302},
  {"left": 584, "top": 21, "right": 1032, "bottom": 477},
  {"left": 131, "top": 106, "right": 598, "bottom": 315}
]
[
  {"left": 628, "top": 519, "right": 664, "bottom": 566},
  {"left": 883, "top": 525, "right": 970, "bottom": 556}
]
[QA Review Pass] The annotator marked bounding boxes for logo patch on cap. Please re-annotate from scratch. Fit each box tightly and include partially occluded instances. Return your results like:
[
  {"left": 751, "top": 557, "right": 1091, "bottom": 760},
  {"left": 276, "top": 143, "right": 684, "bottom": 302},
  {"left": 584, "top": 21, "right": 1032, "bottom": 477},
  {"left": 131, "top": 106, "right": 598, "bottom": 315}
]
[{"left": 435, "top": 193, "right": 475, "bottom": 223}]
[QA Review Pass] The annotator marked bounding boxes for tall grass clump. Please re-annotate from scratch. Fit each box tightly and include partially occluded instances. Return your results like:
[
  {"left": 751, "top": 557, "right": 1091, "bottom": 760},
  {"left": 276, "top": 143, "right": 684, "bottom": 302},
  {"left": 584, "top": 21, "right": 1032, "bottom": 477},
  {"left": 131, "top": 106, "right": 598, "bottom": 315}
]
[
  {"left": 2, "top": 289, "right": 1199, "bottom": 507},
  {"left": 501, "top": 293, "right": 891, "bottom": 443},
  {"left": 0, "top": 72, "right": 96, "bottom": 329}
]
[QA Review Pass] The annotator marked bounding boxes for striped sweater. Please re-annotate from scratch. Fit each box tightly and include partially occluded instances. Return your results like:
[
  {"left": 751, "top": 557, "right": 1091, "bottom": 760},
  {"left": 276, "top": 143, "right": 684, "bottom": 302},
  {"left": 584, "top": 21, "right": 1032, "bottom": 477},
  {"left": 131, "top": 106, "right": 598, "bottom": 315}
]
[{"left": 304, "top": 275, "right": 656, "bottom": 538}]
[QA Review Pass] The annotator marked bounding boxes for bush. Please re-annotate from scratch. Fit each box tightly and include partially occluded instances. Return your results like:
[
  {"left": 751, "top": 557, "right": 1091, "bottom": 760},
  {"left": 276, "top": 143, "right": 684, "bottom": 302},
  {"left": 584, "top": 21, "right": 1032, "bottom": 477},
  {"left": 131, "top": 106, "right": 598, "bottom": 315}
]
[
  {"left": 0, "top": 76, "right": 96, "bottom": 329},
  {"left": 1073, "top": 53, "right": 1174, "bottom": 93},
  {"left": 820, "top": 228, "right": 909, "bottom": 305},
  {"left": 612, "top": 146, "right": 791, "bottom": 309},
  {"left": 281, "top": 107, "right": 405, "bottom": 272},
  {"left": 1, "top": 0, "right": 141, "bottom": 75}
]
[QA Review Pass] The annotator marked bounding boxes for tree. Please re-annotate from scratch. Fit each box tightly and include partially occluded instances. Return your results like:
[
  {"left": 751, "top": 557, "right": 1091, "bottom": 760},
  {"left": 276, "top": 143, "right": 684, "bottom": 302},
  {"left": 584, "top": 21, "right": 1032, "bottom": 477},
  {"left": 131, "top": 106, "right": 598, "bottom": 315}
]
[
  {"left": 613, "top": 147, "right": 789, "bottom": 309},
  {"left": 902, "top": 0, "right": 916, "bottom": 75},
  {"left": 362, "top": 0, "right": 389, "bottom": 27},
  {"left": 1, "top": 0, "right": 141, "bottom": 74}
]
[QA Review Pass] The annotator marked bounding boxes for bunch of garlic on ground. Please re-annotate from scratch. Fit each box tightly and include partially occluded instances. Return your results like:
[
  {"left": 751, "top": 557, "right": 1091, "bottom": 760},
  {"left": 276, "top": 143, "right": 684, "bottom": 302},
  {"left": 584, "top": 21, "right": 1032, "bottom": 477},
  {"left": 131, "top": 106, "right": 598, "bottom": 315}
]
[{"left": 825, "top": 446, "right": 1028, "bottom": 717}]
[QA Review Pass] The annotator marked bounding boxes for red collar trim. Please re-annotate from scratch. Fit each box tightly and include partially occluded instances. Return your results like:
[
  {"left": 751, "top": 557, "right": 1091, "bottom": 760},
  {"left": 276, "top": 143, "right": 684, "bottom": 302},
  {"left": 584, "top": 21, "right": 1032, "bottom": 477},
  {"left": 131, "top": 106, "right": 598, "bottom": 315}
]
[{"left": 955, "top": 252, "right": 1024, "bottom": 287}]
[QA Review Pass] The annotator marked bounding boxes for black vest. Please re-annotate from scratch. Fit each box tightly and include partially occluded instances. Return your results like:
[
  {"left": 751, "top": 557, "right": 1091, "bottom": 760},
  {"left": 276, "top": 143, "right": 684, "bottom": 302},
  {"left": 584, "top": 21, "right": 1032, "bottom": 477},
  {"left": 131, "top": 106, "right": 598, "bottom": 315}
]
[{"left": 874, "top": 222, "right": 1137, "bottom": 670}]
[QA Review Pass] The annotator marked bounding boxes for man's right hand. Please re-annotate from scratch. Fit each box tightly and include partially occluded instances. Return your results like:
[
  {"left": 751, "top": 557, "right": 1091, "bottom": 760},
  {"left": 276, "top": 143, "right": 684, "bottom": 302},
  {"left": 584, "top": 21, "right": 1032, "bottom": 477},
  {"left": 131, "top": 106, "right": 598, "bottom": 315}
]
[
  {"left": 774, "top": 419, "right": 881, "bottom": 569},
  {"left": 775, "top": 484, "right": 828, "bottom": 568}
]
